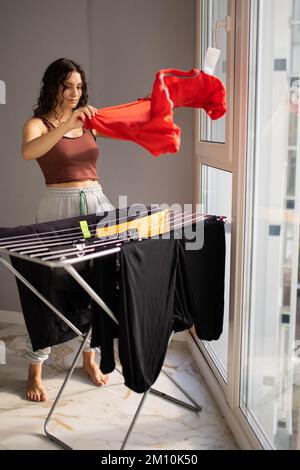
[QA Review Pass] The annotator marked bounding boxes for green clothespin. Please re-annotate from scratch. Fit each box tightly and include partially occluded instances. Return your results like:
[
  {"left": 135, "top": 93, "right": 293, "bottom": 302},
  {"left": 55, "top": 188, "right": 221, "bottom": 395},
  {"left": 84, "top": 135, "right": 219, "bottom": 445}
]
[{"left": 80, "top": 220, "right": 91, "bottom": 239}]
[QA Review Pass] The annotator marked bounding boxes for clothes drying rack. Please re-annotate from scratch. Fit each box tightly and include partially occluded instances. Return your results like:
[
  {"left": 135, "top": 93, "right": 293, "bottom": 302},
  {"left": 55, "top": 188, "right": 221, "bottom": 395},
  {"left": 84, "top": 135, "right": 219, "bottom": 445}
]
[{"left": 0, "top": 210, "right": 220, "bottom": 450}]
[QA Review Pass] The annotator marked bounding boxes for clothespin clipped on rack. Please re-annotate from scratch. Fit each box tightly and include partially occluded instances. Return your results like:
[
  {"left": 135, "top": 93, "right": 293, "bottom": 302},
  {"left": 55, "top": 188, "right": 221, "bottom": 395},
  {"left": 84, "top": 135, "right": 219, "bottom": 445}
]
[{"left": 79, "top": 220, "right": 92, "bottom": 239}]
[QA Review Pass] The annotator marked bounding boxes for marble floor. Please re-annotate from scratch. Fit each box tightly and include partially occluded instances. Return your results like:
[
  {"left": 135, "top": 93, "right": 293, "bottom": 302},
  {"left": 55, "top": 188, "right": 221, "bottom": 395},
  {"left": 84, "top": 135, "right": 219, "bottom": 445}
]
[{"left": 0, "top": 321, "right": 239, "bottom": 450}]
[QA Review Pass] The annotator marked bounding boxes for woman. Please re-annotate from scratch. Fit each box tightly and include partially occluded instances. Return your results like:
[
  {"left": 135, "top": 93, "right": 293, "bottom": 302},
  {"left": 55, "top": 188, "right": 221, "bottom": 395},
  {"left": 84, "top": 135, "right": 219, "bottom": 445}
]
[{"left": 21, "top": 58, "right": 114, "bottom": 402}]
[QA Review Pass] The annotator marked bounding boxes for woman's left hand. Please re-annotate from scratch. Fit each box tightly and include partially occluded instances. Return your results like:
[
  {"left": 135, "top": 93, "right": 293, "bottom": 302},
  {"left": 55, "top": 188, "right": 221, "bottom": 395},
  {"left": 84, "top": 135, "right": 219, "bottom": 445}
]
[{"left": 76, "top": 104, "right": 97, "bottom": 120}]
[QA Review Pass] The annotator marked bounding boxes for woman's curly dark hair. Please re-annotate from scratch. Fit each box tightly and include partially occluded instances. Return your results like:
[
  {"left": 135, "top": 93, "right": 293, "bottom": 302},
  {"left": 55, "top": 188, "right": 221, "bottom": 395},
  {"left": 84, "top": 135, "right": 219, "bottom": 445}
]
[{"left": 33, "top": 58, "right": 88, "bottom": 120}]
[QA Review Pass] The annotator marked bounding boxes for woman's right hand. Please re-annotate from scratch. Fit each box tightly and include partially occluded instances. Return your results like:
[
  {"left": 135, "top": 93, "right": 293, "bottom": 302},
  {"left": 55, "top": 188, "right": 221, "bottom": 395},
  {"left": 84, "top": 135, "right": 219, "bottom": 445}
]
[{"left": 66, "top": 105, "right": 97, "bottom": 131}]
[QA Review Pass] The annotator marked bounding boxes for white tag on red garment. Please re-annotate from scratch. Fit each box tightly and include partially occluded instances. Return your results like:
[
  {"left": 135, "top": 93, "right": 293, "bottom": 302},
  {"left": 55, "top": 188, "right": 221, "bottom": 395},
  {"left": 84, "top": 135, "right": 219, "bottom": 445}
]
[{"left": 203, "top": 47, "right": 221, "bottom": 75}]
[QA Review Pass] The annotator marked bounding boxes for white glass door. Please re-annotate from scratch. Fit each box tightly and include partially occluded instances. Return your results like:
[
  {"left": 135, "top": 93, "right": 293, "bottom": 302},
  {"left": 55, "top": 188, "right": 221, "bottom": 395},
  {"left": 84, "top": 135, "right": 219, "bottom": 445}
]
[{"left": 242, "top": 0, "right": 300, "bottom": 450}]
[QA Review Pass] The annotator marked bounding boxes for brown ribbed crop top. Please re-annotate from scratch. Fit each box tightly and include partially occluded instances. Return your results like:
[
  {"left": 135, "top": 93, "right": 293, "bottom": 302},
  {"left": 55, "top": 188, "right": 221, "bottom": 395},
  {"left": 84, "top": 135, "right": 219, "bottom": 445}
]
[{"left": 36, "top": 118, "right": 99, "bottom": 185}]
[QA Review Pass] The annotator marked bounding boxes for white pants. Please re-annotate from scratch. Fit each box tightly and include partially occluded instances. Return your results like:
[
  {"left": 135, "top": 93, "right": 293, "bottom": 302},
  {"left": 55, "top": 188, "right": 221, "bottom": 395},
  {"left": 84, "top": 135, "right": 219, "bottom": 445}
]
[
  {"left": 35, "top": 184, "right": 114, "bottom": 223},
  {"left": 26, "top": 184, "right": 114, "bottom": 364}
]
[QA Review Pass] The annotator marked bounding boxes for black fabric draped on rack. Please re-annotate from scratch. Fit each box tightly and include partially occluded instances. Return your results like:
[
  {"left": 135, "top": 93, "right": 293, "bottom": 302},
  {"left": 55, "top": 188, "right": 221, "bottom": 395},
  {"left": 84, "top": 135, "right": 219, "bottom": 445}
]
[
  {"left": 91, "top": 216, "right": 226, "bottom": 392},
  {"left": 0, "top": 209, "right": 226, "bottom": 393}
]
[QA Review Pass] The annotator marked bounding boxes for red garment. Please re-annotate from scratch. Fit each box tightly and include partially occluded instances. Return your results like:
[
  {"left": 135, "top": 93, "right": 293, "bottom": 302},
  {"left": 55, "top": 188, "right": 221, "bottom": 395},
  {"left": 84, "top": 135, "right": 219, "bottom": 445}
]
[{"left": 84, "top": 68, "right": 226, "bottom": 156}]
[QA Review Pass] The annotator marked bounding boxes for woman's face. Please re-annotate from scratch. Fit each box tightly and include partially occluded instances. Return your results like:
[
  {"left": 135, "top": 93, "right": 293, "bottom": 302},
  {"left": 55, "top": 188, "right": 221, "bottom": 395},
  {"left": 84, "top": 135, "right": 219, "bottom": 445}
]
[{"left": 57, "top": 71, "right": 83, "bottom": 110}]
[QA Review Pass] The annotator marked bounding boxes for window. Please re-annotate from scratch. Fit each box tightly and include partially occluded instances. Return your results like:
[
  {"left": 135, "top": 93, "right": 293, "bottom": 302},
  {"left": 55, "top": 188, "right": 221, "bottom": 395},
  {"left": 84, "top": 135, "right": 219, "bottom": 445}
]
[
  {"left": 201, "top": 165, "right": 232, "bottom": 379},
  {"left": 194, "top": 0, "right": 234, "bottom": 385},
  {"left": 200, "top": 0, "right": 227, "bottom": 143}
]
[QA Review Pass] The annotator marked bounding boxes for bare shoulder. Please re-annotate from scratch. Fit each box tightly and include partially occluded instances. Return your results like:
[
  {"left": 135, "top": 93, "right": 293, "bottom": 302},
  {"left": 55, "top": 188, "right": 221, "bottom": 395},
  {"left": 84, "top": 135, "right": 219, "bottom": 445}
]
[
  {"left": 23, "top": 116, "right": 45, "bottom": 132},
  {"left": 22, "top": 117, "right": 47, "bottom": 141}
]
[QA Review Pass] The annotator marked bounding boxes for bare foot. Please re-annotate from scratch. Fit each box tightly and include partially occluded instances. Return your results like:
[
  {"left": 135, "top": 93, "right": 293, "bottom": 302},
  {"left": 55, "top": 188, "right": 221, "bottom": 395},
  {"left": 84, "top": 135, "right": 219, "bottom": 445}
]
[
  {"left": 83, "top": 351, "right": 109, "bottom": 386},
  {"left": 26, "top": 364, "right": 48, "bottom": 402}
]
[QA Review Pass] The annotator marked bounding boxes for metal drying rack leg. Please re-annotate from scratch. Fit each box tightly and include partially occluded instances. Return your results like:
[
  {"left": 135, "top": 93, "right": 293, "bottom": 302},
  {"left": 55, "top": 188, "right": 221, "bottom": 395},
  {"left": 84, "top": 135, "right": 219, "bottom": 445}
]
[
  {"left": 44, "top": 325, "right": 92, "bottom": 450},
  {"left": 0, "top": 256, "right": 202, "bottom": 451},
  {"left": 150, "top": 369, "right": 202, "bottom": 412}
]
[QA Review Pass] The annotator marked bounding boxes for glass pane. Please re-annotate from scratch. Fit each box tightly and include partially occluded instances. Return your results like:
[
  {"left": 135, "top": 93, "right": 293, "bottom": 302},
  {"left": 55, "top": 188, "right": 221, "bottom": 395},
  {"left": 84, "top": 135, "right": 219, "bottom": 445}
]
[
  {"left": 292, "top": 0, "right": 300, "bottom": 75},
  {"left": 200, "top": 0, "right": 227, "bottom": 143},
  {"left": 201, "top": 165, "right": 232, "bottom": 380},
  {"left": 242, "top": 0, "right": 300, "bottom": 450}
]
